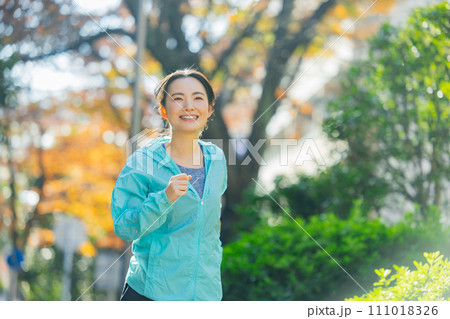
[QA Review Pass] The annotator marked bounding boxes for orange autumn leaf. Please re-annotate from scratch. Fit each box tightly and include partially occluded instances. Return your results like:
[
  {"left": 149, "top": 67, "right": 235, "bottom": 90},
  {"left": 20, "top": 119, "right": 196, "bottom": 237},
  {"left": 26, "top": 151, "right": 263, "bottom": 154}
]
[
  {"left": 96, "top": 235, "right": 125, "bottom": 250},
  {"left": 27, "top": 228, "right": 55, "bottom": 248},
  {"left": 274, "top": 88, "right": 287, "bottom": 100},
  {"left": 334, "top": 4, "right": 347, "bottom": 19},
  {"left": 300, "top": 103, "right": 313, "bottom": 115},
  {"left": 33, "top": 95, "right": 127, "bottom": 249},
  {"left": 79, "top": 241, "right": 97, "bottom": 257}
]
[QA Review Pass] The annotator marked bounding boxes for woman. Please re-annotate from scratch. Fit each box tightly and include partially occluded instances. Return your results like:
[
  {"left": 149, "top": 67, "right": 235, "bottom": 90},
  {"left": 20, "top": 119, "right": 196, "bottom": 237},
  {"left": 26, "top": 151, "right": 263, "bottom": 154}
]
[{"left": 111, "top": 68, "right": 227, "bottom": 301}]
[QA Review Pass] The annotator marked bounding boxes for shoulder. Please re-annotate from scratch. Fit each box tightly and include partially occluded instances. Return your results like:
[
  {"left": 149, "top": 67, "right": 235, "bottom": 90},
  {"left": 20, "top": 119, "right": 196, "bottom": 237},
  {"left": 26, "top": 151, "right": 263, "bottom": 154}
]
[
  {"left": 124, "top": 136, "right": 168, "bottom": 174},
  {"left": 139, "top": 136, "right": 169, "bottom": 154},
  {"left": 199, "top": 140, "right": 226, "bottom": 161}
]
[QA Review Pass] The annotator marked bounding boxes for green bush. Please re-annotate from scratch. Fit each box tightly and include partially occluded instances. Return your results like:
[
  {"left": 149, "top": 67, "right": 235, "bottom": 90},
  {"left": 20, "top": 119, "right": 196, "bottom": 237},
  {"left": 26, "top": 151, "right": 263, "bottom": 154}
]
[
  {"left": 235, "top": 164, "right": 388, "bottom": 227},
  {"left": 18, "top": 246, "right": 97, "bottom": 300},
  {"left": 221, "top": 204, "right": 450, "bottom": 300},
  {"left": 347, "top": 252, "right": 450, "bottom": 301}
]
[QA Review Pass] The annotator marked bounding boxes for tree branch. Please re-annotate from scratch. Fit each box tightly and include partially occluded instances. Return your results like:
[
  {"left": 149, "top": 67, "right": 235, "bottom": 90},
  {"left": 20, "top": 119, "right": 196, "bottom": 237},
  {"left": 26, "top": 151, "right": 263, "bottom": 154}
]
[
  {"left": 165, "top": 0, "right": 191, "bottom": 54},
  {"left": 125, "top": 0, "right": 199, "bottom": 73},
  {"left": 249, "top": 0, "right": 336, "bottom": 147},
  {"left": 284, "top": 0, "right": 337, "bottom": 52},
  {"left": 5, "top": 121, "right": 19, "bottom": 248},
  {"left": 21, "top": 28, "right": 134, "bottom": 62},
  {"left": 22, "top": 124, "right": 46, "bottom": 247},
  {"left": 210, "top": 2, "right": 268, "bottom": 79}
]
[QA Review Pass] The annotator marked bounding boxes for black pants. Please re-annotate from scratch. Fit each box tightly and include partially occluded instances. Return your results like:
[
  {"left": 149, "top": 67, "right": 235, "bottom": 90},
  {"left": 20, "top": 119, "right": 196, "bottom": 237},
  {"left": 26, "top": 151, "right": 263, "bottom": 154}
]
[{"left": 120, "top": 282, "right": 155, "bottom": 301}]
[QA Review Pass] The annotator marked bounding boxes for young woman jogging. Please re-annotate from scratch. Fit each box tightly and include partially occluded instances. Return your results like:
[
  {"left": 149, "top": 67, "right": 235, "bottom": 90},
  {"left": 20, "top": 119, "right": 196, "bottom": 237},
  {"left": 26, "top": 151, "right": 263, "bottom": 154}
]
[{"left": 111, "top": 69, "right": 227, "bottom": 301}]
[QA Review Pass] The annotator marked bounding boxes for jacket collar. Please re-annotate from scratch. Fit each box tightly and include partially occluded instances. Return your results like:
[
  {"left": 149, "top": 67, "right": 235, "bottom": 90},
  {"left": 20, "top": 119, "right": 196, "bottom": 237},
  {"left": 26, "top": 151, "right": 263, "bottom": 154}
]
[{"left": 142, "top": 135, "right": 216, "bottom": 170}]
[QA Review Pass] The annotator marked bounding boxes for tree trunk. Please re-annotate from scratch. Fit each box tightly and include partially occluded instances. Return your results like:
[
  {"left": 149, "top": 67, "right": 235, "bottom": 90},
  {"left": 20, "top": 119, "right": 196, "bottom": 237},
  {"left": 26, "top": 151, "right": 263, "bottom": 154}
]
[{"left": 124, "top": 0, "right": 337, "bottom": 243}]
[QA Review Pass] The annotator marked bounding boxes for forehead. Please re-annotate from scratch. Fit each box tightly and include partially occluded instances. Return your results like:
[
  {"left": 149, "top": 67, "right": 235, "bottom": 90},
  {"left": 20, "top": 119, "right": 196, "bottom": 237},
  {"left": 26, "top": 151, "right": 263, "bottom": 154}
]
[{"left": 167, "top": 76, "right": 206, "bottom": 94}]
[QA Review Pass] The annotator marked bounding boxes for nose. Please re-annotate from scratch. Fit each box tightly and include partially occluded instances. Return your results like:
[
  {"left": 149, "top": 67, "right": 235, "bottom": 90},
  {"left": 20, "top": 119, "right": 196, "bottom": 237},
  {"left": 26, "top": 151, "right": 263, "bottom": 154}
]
[{"left": 182, "top": 99, "right": 194, "bottom": 111}]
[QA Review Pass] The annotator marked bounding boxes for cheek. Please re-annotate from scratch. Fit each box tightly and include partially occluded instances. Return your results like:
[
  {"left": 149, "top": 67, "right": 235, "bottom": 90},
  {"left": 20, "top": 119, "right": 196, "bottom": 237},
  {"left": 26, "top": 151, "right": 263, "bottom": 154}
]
[
  {"left": 166, "top": 102, "right": 179, "bottom": 114},
  {"left": 196, "top": 101, "right": 209, "bottom": 110}
]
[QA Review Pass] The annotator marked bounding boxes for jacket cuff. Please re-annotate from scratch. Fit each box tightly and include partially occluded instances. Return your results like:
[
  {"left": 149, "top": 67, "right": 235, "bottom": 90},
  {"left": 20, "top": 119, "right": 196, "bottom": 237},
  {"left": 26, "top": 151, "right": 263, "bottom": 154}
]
[{"left": 157, "top": 189, "right": 173, "bottom": 211}]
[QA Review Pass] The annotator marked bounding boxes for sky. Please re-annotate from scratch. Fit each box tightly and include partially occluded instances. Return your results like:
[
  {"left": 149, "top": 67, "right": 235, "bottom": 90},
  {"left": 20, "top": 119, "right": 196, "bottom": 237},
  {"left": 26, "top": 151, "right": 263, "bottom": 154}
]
[{"left": 72, "top": 0, "right": 121, "bottom": 15}]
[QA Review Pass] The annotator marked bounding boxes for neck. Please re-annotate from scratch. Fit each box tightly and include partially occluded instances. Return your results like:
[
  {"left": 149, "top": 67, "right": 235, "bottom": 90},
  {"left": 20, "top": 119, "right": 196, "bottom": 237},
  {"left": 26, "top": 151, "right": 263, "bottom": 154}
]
[{"left": 166, "top": 131, "right": 202, "bottom": 164}]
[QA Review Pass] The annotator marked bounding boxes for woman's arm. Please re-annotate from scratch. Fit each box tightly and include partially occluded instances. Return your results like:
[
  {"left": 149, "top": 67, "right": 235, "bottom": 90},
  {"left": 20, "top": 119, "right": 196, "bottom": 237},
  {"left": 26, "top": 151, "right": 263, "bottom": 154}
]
[{"left": 111, "top": 151, "right": 173, "bottom": 242}]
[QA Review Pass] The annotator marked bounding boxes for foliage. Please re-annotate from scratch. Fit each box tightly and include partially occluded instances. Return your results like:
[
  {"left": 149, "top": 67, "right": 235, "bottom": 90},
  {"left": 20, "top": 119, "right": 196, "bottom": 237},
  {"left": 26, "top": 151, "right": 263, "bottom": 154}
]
[
  {"left": 235, "top": 162, "right": 389, "bottom": 227},
  {"left": 18, "top": 245, "right": 100, "bottom": 301},
  {"left": 0, "top": 42, "right": 19, "bottom": 108},
  {"left": 323, "top": 2, "right": 450, "bottom": 215},
  {"left": 18, "top": 246, "right": 63, "bottom": 300},
  {"left": 38, "top": 101, "right": 126, "bottom": 242},
  {"left": 0, "top": 0, "right": 411, "bottom": 299},
  {"left": 222, "top": 203, "right": 450, "bottom": 300},
  {"left": 0, "top": 0, "right": 400, "bottom": 243},
  {"left": 234, "top": 2, "right": 450, "bottom": 228},
  {"left": 0, "top": 277, "right": 4, "bottom": 294},
  {"left": 347, "top": 251, "right": 450, "bottom": 301}
]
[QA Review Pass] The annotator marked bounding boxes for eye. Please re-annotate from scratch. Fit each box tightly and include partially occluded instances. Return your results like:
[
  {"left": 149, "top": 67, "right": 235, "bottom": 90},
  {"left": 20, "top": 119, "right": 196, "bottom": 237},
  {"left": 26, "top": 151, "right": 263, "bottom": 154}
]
[
  {"left": 173, "top": 97, "right": 183, "bottom": 101},
  {"left": 194, "top": 96, "right": 204, "bottom": 101}
]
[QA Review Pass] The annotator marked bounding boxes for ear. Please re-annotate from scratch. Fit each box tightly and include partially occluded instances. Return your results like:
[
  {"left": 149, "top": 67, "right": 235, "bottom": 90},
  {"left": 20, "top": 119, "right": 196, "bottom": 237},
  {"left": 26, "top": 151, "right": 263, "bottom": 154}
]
[{"left": 207, "top": 104, "right": 214, "bottom": 118}]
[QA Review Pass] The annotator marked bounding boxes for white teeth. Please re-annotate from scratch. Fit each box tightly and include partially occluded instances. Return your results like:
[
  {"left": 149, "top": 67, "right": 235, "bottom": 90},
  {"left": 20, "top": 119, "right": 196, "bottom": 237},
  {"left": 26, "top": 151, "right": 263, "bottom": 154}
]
[{"left": 180, "top": 116, "right": 198, "bottom": 119}]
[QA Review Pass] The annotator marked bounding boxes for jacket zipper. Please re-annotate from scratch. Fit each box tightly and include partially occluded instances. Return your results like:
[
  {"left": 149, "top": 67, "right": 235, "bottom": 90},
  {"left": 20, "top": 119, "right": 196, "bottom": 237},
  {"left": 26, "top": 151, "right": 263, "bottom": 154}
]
[
  {"left": 161, "top": 141, "right": 209, "bottom": 300},
  {"left": 192, "top": 200, "right": 204, "bottom": 299},
  {"left": 191, "top": 159, "right": 208, "bottom": 299}
]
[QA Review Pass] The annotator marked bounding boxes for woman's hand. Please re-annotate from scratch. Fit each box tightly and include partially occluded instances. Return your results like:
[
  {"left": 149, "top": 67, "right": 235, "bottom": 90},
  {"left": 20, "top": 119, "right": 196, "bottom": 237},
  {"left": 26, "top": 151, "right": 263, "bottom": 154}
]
[{"left": 165, "top": 173, "right": 192, "bottom": 202}]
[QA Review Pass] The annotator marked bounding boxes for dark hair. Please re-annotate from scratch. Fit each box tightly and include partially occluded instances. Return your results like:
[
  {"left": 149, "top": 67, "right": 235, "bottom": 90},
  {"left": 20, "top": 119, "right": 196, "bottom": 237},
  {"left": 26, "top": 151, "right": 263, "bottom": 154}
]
[{"left": 154, "top": 68, "right": 216, "bottom": 107}]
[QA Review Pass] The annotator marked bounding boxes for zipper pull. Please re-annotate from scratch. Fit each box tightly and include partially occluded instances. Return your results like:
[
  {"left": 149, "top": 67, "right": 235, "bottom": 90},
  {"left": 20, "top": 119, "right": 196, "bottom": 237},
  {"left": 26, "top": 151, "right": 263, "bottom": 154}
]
[{"left": 201, "top": 199, "right": 203, "bottom": 205}]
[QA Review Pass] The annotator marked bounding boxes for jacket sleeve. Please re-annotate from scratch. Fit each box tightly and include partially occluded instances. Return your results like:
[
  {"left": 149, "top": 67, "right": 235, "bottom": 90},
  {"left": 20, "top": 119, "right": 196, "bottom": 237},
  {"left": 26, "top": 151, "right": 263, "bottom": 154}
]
[{"left": 111, "top": 151, "right": 173, "bottom": 241}]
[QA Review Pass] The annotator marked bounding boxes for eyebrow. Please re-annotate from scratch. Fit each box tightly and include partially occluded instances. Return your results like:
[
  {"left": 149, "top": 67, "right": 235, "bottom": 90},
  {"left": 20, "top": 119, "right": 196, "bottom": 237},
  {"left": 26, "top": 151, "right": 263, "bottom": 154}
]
[{"left": 171, "top": 92, "right": 205, "bottom": 96}]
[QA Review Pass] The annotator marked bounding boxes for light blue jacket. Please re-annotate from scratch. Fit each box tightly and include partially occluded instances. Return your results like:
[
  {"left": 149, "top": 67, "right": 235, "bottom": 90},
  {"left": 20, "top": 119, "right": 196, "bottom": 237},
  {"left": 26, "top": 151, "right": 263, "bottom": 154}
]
[{"left": 111, "top": 136, "right": 227, "bottom": 300}]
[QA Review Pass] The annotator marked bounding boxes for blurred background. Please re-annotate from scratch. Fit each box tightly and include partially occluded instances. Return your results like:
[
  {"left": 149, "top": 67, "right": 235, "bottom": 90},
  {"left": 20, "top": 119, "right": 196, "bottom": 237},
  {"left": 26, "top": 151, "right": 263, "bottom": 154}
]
[{"left": 0, "top": 0, "right": 449, "bottom": 301}]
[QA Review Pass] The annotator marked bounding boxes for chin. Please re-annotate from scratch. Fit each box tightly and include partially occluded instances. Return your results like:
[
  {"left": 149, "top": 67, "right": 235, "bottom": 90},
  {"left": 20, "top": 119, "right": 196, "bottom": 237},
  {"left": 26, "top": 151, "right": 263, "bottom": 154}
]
[{"left": 173, "top": 127, "right": 204, "bottom": 135}]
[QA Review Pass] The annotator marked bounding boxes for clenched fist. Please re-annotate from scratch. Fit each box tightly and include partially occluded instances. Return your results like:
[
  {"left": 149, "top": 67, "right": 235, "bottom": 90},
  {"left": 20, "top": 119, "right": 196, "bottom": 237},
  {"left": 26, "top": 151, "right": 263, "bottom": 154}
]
[{"left": 165, "top": 173, "right": 192, "bottom": 203}]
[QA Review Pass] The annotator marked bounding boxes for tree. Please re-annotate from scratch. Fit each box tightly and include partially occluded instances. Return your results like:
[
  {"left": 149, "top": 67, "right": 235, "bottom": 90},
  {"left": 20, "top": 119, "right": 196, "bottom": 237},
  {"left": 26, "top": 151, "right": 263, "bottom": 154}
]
[
  {"left": 0, "top": 42, "right": 20, "bottom": 250},
  {"left": 324, "top": 2, "right": 450, "bottom": 218},
  {"left": 119, "top": 0, "right": 397, "bottom": 241},
  {"left": 1, "top": 0, "right": 399, "bottom": 244}
]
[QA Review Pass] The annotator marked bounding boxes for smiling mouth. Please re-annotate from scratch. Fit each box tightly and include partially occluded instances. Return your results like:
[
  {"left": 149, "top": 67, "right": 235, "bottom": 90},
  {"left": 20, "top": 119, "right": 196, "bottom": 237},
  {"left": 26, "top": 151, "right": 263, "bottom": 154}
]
[{"left": 179, "top": 115, "right": 199, "bottom": 120}]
